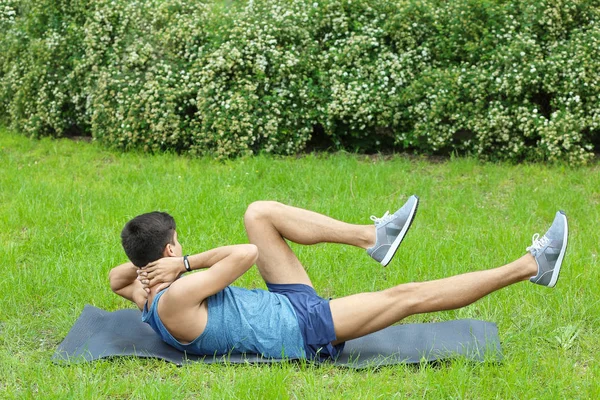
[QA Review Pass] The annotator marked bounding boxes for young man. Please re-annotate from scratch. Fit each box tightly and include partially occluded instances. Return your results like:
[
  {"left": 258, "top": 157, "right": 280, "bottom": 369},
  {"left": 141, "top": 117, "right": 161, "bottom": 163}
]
[{"left": 109, "top": 196, "right": 568, "bottom": 360}]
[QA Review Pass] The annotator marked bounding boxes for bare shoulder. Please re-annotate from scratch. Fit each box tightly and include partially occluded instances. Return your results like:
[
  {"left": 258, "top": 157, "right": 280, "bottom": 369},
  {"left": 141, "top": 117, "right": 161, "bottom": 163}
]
[{"left": 156, "top": 277, "right": 210, "bottom": 342}]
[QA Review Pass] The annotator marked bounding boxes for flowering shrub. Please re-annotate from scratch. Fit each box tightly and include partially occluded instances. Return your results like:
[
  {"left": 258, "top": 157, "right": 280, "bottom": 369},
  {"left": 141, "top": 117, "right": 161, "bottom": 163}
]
[
  {"left": 0, "top": 0, "right": 599, "bottom": 162},
  {"left": 387, "top": 0, "right": 600, "bottom": 163},
  {"left": 0, "top": 0, "right": 16, "bottom": 26},
  {"left": 0, "top": 0, "right": 90, "bottom": 137},
  {"left": 82, "top": 0, "right": 211, "bottom": 153},
  {"left": 190, "top": 0, "right": 320, "bottom": 157}
]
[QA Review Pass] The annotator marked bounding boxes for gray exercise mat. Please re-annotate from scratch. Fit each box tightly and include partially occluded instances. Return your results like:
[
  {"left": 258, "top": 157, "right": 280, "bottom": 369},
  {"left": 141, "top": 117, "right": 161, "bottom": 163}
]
[{"left": 52, "top": 305, "right": 502, "bottom": 368}]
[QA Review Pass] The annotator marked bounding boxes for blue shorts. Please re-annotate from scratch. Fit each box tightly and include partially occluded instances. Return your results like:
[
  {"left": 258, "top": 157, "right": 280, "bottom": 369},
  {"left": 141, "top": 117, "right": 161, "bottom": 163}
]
[{"left": 266, "top": 283, "right": 345, "bottom": 361}]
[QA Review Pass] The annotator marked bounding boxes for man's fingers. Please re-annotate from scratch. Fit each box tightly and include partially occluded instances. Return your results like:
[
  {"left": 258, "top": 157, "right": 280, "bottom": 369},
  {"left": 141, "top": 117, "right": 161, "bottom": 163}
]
[
  {"left": 140, "top": 264, "right": 155, "bottom": 274},
  {"left": 144, "top": 275, "right": 163, "bottom": 285},
  {"left": 155, "top": 282, "right": 171, "bottom": 292}
]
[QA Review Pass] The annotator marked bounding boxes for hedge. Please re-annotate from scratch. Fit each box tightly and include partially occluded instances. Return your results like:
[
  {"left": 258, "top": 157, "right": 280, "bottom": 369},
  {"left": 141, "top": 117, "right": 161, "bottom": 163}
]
[{"left": 1, "top": 0, "right": 599, "bottom": 162}]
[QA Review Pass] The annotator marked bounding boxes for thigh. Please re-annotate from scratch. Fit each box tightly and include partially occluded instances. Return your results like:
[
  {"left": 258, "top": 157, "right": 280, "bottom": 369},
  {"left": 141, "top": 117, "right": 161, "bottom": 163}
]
[
  {"left": 329, "top": 285, "right": 418, "bottom": 343},
  {"left": 244, "top": 207, "right": 313, "bottom": 286}
]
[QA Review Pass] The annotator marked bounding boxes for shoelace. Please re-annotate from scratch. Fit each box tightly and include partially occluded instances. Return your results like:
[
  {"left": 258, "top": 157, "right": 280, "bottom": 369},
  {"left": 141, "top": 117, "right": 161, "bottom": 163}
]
[
  {"left": 370, "top": 211, "right": 393, "bottom": 225},
  {"left": 526, "top": 233, "right": 550, "bottom": 255}
]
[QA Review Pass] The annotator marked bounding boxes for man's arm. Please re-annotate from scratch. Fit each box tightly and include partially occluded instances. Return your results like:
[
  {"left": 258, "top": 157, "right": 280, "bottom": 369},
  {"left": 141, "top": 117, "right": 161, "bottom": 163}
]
[
  {"left": 142, "top": 244, "right": 259, "bottom": 309},
  {"left": 108, "top": 262, "right": 147, "bottom": 309}
]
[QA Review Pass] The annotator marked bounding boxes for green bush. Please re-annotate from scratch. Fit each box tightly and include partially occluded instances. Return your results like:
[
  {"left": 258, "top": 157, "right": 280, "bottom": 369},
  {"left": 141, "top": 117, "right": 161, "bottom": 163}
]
[
  {"left": 0, "top": 0, "right": 89, "bottom": 137},
  {"left": 1, "top": 0, "right": 599, "bottom": 162},
  {"left": 83, "top": 0, "right": 210, "bottom": 153},
  {"left": 191, "top": 0, "right": 321, "bottom": 157}
]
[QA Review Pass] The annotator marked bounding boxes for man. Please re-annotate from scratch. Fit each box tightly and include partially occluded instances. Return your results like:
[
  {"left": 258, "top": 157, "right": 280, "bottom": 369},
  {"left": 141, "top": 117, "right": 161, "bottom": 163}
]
[{"left": 109, "top": 196, "right": 568, "bottom": 360}]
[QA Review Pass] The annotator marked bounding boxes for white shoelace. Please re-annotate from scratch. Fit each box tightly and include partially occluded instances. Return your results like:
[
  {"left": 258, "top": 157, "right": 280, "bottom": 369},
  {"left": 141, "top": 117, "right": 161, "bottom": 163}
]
[
  {"left": 370, "top": 211, "right": 393, "bottom": 225},
  {"left": 526, "top": 233, "right": 550, "bottom": 254}
]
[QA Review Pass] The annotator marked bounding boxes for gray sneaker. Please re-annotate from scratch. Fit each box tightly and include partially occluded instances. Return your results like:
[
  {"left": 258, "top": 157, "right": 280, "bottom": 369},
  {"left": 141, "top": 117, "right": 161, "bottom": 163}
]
[
  {"left": 367, "top": 195, "right": 419, "bottom": 266},
  {"left": 527, "top": 211, "right": 568, "bottom": 288}
]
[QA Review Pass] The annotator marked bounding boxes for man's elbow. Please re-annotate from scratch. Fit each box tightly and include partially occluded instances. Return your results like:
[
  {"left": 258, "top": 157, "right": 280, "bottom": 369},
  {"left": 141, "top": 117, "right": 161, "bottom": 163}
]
[
  {"left": 108, "top": 269, "right": 122, "bottom": 293},
  {"left": 242, "top": 244, "right": 259, "bottom": 265}
]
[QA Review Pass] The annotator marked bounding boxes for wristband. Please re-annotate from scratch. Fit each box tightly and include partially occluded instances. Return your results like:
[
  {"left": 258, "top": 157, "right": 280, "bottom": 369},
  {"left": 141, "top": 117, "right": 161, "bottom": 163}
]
[{"left": 183, "top": 255, "right": 191, "bottom": 272}]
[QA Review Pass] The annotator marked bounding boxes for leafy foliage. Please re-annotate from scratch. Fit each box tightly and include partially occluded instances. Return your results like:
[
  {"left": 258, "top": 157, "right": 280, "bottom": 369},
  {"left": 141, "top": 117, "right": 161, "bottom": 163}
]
[{"left": 1, "top": 0, "right": 599, "bottom": 162}]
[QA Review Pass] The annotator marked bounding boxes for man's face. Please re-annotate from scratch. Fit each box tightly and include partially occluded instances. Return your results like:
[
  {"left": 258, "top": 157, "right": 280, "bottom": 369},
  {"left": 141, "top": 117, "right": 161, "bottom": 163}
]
[{"left": 170, "top": 230, "right": 183, "bottom": 257}]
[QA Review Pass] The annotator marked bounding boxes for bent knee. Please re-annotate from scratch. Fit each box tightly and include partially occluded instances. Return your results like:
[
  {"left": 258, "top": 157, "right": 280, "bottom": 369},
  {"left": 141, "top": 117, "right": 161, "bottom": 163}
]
[{"left": 244, "top": 201, "right": 281, "bottom": 226}]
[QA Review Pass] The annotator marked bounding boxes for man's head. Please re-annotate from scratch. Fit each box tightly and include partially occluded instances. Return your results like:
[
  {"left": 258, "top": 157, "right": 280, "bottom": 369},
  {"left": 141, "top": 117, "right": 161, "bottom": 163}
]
[{"left": 121, "top": 211, "right": 182, "bottom": 267}]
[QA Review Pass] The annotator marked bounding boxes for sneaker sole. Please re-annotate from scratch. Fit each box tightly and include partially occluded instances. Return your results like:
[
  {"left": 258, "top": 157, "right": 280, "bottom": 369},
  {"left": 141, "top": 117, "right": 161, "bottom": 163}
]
[
  {"left": 547, "top": 210, "right": 568, "bottom": 288},
  {"left": 380, "top": 196, "right": 419, "bottom": 267}
]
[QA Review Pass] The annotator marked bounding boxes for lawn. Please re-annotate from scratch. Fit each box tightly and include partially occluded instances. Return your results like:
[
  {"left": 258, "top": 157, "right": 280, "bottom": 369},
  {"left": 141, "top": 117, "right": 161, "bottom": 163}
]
[{"left": 0, "top": 128, "right": 598, "bottom": 399}]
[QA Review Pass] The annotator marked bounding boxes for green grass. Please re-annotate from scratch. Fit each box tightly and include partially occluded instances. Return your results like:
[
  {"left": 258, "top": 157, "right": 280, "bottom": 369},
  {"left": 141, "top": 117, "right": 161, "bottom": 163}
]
[{"left": 0, "top": 128, "right": 599, "bottom": 399}]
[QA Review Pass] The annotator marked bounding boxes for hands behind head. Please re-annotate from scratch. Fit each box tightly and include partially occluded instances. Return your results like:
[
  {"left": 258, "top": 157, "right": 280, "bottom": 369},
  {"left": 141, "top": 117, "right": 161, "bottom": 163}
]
[{"left": 137, "top": 256, "right": 185, "bottom": 293}]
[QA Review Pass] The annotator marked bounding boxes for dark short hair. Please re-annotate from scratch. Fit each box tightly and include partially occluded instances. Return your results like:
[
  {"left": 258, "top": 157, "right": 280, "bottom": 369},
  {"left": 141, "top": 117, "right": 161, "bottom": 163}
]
[{"left": 121, "top": 211, "right": 176, "bottom": 267}]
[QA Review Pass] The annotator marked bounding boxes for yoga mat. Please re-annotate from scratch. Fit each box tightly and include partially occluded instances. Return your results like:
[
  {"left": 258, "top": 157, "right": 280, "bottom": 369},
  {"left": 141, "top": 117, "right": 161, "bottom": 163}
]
[{"left": 52, "top": 305, "right": 502, "bottom": 368}]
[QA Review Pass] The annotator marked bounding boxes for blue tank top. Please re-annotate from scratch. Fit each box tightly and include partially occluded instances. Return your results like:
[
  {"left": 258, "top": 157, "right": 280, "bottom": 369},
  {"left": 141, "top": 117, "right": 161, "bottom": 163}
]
[{"left": 141, "top": 286, "right": 306, "bottom": 359}]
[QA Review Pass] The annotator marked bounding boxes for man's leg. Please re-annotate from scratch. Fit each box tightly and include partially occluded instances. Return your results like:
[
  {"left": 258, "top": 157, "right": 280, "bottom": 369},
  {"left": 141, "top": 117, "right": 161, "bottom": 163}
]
[
  {"left": 329, "top": 210, "right": 569, "bottom": 343},
  {"left": 243, "top": 201, "right": 375, "bottom": 286},
  {"left": 244, "top": 197, "right": 419, "bottom": 285},
  {"left": 329, "top": 254, "right": 536, "bottom": 342}
]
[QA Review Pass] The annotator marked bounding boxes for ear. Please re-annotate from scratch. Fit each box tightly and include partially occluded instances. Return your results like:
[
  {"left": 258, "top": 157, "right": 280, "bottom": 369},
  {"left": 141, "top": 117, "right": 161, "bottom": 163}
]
[{"left": 162, "top": 243, "right": 176, "bottom": 257}]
